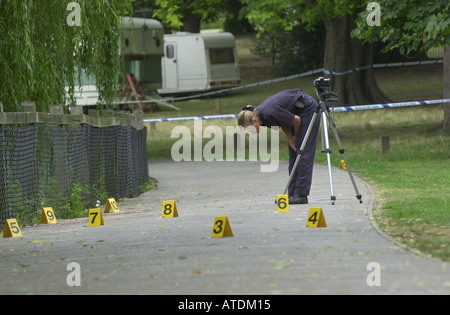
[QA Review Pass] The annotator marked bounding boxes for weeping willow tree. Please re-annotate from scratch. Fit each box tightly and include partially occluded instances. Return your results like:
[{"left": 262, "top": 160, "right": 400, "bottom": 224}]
[{"left": 0, "top": 0, "right": 133, "bottom": 112}]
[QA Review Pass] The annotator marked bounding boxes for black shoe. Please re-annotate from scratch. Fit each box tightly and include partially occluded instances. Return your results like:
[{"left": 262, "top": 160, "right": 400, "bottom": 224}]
[{"left": 289, "top": 194, "right": 308, "bottom": 205}]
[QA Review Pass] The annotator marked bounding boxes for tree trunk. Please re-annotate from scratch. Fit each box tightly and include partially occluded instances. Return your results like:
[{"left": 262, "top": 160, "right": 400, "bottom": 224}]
[
  {"left": 224, "top": 0, "right": 255, "bottom": 34},
  {"left": 182, "top": 6, "right": 201, "bottom": 33},
  {"left": 443, "top": 44, "right": 450, "bottom": 130},
  {"left": 322, "top": 14, "right": 390, "bottom": 105}
]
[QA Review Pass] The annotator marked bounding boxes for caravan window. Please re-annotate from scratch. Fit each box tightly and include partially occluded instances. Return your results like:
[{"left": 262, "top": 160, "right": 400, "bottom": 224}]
[
  {"left": 166, "top": 44, "right": 175, "bottom": 58},
  {"left": 209, "top": 48, "right": 234, "bottom": 64}
]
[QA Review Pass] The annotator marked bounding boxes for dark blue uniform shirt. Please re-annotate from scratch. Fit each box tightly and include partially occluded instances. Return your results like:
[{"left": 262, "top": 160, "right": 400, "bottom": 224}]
[{"left": 257, "top": 89, "right": 304, "bottom": 129}]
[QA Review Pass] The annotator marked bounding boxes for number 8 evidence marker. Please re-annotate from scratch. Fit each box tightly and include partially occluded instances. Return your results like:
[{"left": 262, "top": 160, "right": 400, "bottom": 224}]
[{"left": 162, "top": 200, "right": 179, "bottom": 218}]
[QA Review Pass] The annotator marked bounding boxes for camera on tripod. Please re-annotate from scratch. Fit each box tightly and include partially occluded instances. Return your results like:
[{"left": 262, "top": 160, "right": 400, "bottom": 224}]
[
  {"left": 314, "top": 77, "right": 337, "bottom": 102},
  {"left": 314, "top": 77, "right": 330, "bottom": 90}
]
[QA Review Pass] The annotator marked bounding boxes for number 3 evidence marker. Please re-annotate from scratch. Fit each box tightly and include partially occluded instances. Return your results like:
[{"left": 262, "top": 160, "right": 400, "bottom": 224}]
[{"left": 211, "top": 216, "right": 233, "bottom": 238}]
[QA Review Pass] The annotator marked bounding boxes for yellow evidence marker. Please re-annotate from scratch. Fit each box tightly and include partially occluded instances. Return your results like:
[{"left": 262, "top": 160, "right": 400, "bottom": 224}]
[
  {"left": 276, "top": 194, "right": 289, "bottom": 212},
  {"left": 40, "top": 207, "right": 57, "bottom": 224},
  {"left": 104, "top": 198, "right": 120, "bottom": 213},
  {"left": 306, "top": 207, "right": 327, "bottom": 228},
  {"left": 162, "top": 200, "right": 178, "bottom": 218},
  {"left": 3, "top": 219, "right": 22, "bottom": 238},
  {"left": 89, "top": 208, "right": 104, "bottom": 226},
  {"left": 211, "top": 216, "right": 233, "bottom": 238},
  {"left": 339, "top": 160, "right": 347, "bottom": 169}
]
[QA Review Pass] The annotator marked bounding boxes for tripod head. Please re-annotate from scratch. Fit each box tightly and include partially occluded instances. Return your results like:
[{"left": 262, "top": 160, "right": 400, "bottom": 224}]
[{"left": 314, "top": 77, "right": 338, "bottom": 103}]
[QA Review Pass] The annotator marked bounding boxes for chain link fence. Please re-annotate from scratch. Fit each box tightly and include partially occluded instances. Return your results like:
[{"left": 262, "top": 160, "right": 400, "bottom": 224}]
[{"left": 0, "top": 110, "right": 149, "bottom": 228}]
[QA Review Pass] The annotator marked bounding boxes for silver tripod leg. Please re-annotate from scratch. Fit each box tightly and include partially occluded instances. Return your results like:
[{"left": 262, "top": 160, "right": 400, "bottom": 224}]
[
  {"left": 323, "top": 110, "right": 363, "bottom": 203},
  {"left": 282, "top": 110, "right": 319, "bottom": 195},
  {"left": 321, "top": 110, "right": 336, "bottom": 205},
  {"left": 321, "top": 117, "right": 326, "bottom": 153}
]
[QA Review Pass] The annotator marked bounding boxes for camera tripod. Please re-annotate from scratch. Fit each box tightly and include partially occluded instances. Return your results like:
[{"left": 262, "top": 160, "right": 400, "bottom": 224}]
[{"left": 282, "top": 77, "right": 362, "bottom": 205}]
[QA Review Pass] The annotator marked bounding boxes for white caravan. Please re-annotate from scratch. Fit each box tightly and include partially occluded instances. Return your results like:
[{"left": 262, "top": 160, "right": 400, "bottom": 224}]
[
  {"left": 158, "top": 32, "right": 241, "bottom": 94},
  {"left": 67, "top": 17, "right": 164, "bottom": 106},
  {"left": 121, "top": 17, "right": 164, "bottom": 91}
]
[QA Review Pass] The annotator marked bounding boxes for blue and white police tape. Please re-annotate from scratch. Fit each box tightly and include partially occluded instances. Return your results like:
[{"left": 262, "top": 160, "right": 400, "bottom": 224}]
[
  {"left": 143, "top": 98, "right": 450, "bottom": 123},
  {"left": 165, "top": 59, "right": 444, "bottom": 102},
  {"left": 331, "top": 98, "right": 450, "bottom": 112}
]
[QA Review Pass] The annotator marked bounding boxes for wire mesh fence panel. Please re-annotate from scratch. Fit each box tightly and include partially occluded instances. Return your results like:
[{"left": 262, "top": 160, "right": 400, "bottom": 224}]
[
  {"left": 0, "top": 123, "right": 149, "bottom": 227},
  {"left": 101, "top": 126, "right": 118, "bottom": 200},
  {"left": 0, "top": 127, "right": 6, "bottom": 223},
  {"left": 2, "top": 126, "right": 39, "bottom": 224}
]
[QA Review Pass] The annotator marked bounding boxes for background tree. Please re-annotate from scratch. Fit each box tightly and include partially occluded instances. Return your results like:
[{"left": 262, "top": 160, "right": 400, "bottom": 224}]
[
  {"left": 153, "top": 0, "right": 222, "bottom": 33},
  {"left": 152, "top": 0, "right": 254, "bottom": 34},
  {"left": 0, "top": 0, "right": 133, "bottom": 112},
  {"left": 242, "top": 0, "right": 390, "bottom": 105},
  {"left": 352, "top": 0, "right": 450, "bottom": 129},
  {"left": 222, "top": 0, "right": 254, "bottom": 34},
  {"left": 253, "top": 24, "right": 326, "bottom": 75}
]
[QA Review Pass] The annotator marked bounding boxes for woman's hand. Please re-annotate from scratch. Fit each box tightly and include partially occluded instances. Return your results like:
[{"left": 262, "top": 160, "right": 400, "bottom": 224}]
[
  {"left": 288, "top": 137, "right": 298, "bottom": 151},
  {"left": 281, "top": 115, "right": 301, "bottom": 151}
]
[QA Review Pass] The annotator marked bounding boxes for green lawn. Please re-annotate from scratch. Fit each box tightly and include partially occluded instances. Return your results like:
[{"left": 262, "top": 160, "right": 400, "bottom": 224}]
[{"left": 144, "top": 64, "right": 449, "bottom": 261}]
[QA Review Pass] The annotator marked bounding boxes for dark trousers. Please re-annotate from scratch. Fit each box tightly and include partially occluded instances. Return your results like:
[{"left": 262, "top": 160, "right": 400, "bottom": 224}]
[{"left": 288, "top": 95, "right": 320, "bottom": 196}]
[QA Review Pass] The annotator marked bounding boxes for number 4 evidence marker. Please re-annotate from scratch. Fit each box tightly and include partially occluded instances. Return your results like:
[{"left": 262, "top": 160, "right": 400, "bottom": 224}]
[{"left": 306, "top": 207, "right": 327, "bottom": 228}]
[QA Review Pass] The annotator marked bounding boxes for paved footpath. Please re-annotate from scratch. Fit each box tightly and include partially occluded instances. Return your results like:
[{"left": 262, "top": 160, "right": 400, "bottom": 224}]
[{"left": 0, "top": 159, "right": 448, "bottom": 295}]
